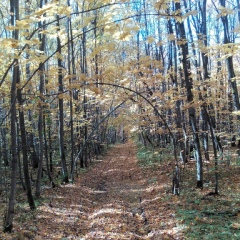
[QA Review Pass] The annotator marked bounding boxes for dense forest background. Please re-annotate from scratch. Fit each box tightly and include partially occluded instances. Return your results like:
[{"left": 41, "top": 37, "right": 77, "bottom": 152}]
[{"left": 0, "top": 0, "right": 240, "bottom": 237}]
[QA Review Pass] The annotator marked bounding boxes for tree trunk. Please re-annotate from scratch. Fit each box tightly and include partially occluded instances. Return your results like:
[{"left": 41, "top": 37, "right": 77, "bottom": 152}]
[
  {"left": 4, "top": 0, "right": 19, "bottom": 232},
  {"left": 43, "top": 114, "right": 55, "bottom": 187},
  {"left": 17, "top": 84, "right": 35, "bottom": 208},
  {"left": 36, "top": 0, "right": 47, "bottom": 197},
  {"left": 175, "top": 2, "right": 203, "bottom": 188},
  {"left": 67, "top": 1, "right": 75, "bottom": 176},
  {"left": 57, "top": 15, "right": 69, "bottom": 183},
  {"left": 220, "top": 0, "right": 240, "bottom": 111}
]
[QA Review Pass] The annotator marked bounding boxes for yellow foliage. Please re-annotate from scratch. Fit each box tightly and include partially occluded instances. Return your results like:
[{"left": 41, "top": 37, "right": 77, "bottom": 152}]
[
  {"left": 217, "top": 6, "right": 234, "bottom": 18},
  {"left": 147, "top": 36, "right": 155, "bottom": 44},
  {"left": 34, "top": 4, "right": 54, "bottom": 16},
  {"left": 89, "top": 86, "right": 101, "bottom": 95},
  {"left": 16, "top": 19, "right": 31, "bottom": 29},
  {"left": 154, "top": 1, "right": 169, "bottom": 11},
  {"left": 119, "top": 31, "right": 132, "bottom": 41}
]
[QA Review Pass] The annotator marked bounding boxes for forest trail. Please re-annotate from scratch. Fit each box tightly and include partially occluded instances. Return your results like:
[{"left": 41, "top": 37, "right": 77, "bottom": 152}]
[{"left": 3, "top": 141, "right": 183, "bottom": 239}]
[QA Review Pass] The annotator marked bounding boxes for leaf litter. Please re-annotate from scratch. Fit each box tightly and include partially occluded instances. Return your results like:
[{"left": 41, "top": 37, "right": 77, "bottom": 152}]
[{"left": 2, "top": 140, "right": 240, "bottom": 239}]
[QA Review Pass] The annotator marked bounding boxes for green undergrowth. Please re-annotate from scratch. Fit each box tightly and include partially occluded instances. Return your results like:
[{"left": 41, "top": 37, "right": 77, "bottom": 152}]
[
  {"left": 176, "top": 195, "right": 240, "bottom": 239},
  {"left": 136, "top": 142, "right": 172, "bottom": 167},
  {"left": 136, "top": 140, "right": 240, "bottom": 239},
  {"left": 176, "top": 165, "right": 240, "bottom": 239}
]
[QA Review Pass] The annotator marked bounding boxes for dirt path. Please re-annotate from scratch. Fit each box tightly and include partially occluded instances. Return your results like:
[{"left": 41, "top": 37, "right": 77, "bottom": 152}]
[
  {"left": 81, "top": 142, "right": 152, "bottom": 239},
  {"left": 2, "top": 141, "right": 183, "bottom": 239},
  {"left": 70, "top": 142, "right": 145, "bottom": 239}
]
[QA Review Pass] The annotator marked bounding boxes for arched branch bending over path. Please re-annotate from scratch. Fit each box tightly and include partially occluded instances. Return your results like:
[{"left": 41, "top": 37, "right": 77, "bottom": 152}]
[
  {"left": 95, "top": 82, "right": 174, "bottom": 139},
  {"left": 71, "top": 98, "right": 128, "bottom": 180},
  {"left": 92, "top": 82, "right": 179, "bottom": 194},
  {"left": 71, "top": 82, "right": 178, "bottom": 178}
]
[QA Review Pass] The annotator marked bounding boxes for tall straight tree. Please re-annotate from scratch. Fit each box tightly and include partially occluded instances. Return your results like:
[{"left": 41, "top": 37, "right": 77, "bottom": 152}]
[
  {"left": 16, "top": 0, "right": 35, "bottom": 208},
  {"left": 36, "top": 0, "right": 47, "bottom": 196},
  {"left": 166, "top": 10, "right": 187, "bottom": 164},
  {"left": 217, "top": 0, "right": 240, "bottom": 156},
  {"left": 57, "top": 14, "right": 69, "bottom": 183},
  {"left": 4, "top": 0, "right": 19, "bottom": 232},
  {"left": 198, "top": 0, "right": 211, "bottom": 162},
  {"left": 175, "top": 1, "right": 203, "bottom": 188},
  {"left": 219, "top": 0, "right": 240, "bottom": 111},
  {"left": 188, "top": 0, "right": 211, "bottom": 162},
  {"left": 67, "top": 0, "right": 75, "bottom": 177}
]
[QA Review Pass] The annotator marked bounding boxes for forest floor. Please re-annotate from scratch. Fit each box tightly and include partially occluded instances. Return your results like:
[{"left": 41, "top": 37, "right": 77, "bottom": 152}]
[{"left": 1, "top": 140, "right": 240, "bottom": 239}]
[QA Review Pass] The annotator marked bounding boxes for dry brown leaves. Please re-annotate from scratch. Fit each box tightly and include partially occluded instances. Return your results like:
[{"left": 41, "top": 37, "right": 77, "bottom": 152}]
[{"left": 0, "top": 141, "right": 184, "bottom": 239}]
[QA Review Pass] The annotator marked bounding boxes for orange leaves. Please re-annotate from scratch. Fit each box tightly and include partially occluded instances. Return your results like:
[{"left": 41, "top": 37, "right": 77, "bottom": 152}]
[{"left": 89, "top": 85, "right": 101, "bottom": 95}]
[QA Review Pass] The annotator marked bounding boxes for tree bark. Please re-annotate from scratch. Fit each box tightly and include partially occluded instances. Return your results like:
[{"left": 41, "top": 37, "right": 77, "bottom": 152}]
[
  {"left": 36, "top": 0, "right": 47, "bottom": 197},
  {"left": 4, "top": 0, "right": 19, "bottom": 232},
  {"left": 219, "top": 0, "right": 240, "bottom": 111},
  {"left": 67, "top": 0, "right": 75, "bottom": 179},
  {"left": 57, "top": 15, "right": 69, "bottom": 183},
  {"left": 17, "top": 75, "right": 35, "bottom": 208},
  {"left": 175, "top": 2, "right": 203, "bottom": 188}
]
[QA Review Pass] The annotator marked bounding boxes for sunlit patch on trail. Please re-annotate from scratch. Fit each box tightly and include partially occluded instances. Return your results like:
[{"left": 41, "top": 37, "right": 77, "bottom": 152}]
[{"left": 89, "top": 207, "right": 125, "bottom": 218}]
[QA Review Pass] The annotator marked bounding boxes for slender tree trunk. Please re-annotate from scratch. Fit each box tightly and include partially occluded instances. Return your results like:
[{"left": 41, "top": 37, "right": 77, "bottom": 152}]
[
  {"left": 219, "top": 0, "right": 240, "bottom": 158},
  {"left": 36, "top": 0, "right": 47, "bottom": 196},
  {"left": 220, "top": 0, "right": 240, "bottom": 111},
  {"left": 93, "top": 12, "right": 101, "bottom": 160},
  {"left": 198, "top": 0, "right": 211, "bottom": 162},
  {"left": 43, "top": 114, "right": 55, "bottom": 187},
  {"left": 67, "top": 0, "right": 75, "bottom": 176},
  {"left": 35, "top": 67, "right": 44, "bottom": 196},
  {"left": 237, "top": 0, "right": 240, "bottom": 23},
  {"left": 48, "top": 126, "right": 53, "bottom": 173},
  {"left": 17, "top": 118, "right": 25, "bottom": 190},
  {"left": 4, "top": 62, "right": 18, "bottom": 233},
  {"left": 142, "top": 0, "right": 150, "bottom": 56},
  {"left": 80, "top": 2, "right": 88, "bottom": 168},
  {"left": 175, "top": 2, "right": 203, "bottom": 188},
  {"left": 4, "top": 0, "right": 19, "bottom": 231},
  {"left": 57, "top": 15, "right": 69, "bottom": 183},
  {"left": 1, "top": 128, "right": 9, "bottom": 166},
  {"left": 167, "top": 16, "right": 186, "bottom": 164},
  {"left": 16, "top": 0, "right": 36, "bottom": 208},
  {"left": 201, "top": 107, "right": 219, "bottom": 194},
  {"left": 17, "top": 75, "right": 35, "bottom": 208},
  {"left": 83, "top": 93, "right": 88, "bottom": 168}
]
